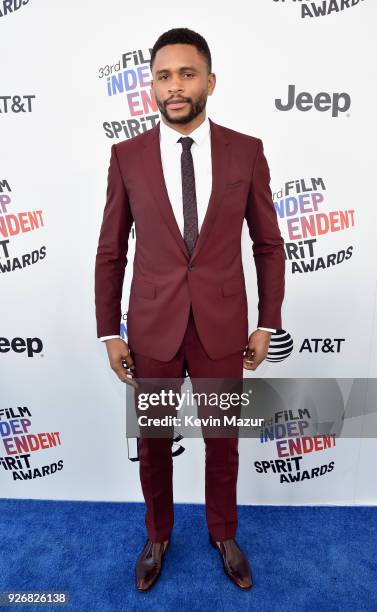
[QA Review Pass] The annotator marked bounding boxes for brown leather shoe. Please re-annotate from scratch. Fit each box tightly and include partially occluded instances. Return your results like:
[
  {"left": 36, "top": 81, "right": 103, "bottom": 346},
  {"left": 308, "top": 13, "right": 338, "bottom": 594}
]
[
  {"left": 135, "top": 538, "right": 169, "bottom": 592},
  {"left": 209, "top": 534, "right": 253, "bottom": 590}
]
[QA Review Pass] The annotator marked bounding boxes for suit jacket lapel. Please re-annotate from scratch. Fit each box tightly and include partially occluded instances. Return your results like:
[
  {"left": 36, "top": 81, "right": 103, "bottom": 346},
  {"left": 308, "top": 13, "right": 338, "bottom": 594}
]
[
  {"left": 192, "top": 117, "right": 230, "bottom": 264},
  {"left": 141, "top": 116, "right": 231, "bottom": 262}
]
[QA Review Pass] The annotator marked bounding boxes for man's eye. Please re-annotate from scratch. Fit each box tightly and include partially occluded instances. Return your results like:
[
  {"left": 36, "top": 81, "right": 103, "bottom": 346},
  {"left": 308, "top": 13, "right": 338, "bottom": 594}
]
[{"left": 158, "top": 74, "right": 194, "bottom": 79}]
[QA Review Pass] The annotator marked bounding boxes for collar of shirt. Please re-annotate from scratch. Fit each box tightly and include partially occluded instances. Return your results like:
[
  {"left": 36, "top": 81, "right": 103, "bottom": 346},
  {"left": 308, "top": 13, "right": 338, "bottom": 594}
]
[{"left": 159, "top": 115, "right": 210, "bottom": 148}]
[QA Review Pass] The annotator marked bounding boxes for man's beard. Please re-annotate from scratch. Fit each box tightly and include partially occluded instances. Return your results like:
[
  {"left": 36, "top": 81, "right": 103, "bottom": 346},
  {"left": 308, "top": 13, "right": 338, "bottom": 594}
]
[{"left": 157, "top": 92, "right": 207, "bottom": 125}]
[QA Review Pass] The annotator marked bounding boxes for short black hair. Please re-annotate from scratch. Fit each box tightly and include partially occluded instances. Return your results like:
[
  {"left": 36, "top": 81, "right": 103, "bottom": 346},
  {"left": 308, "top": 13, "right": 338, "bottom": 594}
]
[{"left": 150, "top": 27, "right": 212, "bottom": 74}]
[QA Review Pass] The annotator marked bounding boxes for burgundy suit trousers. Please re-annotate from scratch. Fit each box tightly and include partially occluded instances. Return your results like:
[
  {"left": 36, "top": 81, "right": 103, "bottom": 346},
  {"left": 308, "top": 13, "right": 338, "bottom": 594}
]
[{"left": 130, "top": 305, "right": 244, "bottom": 543}]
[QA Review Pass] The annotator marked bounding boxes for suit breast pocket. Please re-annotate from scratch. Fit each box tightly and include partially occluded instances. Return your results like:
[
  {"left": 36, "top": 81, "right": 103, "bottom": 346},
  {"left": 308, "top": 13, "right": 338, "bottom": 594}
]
[{"left": 225, "top": 179, "right": 245, "bottom": 191}]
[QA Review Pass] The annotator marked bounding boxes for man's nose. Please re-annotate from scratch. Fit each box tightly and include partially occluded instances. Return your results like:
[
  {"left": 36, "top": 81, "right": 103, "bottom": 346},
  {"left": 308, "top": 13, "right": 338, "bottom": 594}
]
[{"left": 169, "top": 78, "right": 184, "bottom": 92}]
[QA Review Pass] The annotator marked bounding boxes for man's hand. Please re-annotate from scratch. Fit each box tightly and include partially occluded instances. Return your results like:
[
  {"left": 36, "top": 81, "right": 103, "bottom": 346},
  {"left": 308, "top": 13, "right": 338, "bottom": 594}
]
[
  {"left": 243, "top": 329, "right": 272, "bottom": 371},
  {"left": 104, "top": 338, "right": 138, "bottom": 388}
]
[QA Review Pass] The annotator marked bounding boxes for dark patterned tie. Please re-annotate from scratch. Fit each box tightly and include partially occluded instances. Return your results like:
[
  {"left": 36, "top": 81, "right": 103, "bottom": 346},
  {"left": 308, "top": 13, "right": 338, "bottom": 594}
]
[{"left": 178, "top": 136, "right": 199, "bottom": 256}]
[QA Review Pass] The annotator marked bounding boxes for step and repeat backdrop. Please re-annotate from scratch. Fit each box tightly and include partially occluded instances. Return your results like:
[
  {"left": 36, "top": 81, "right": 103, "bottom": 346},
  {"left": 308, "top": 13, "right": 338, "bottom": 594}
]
[{"left": 1, "top": 0, "right": 377, "bottom": 506}]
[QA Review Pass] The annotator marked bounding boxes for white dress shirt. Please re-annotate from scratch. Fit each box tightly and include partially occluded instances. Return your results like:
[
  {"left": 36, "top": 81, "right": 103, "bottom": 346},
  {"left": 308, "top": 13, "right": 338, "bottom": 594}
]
[{"left": 99, "top": 115, "right": 276, "bottom": 341}]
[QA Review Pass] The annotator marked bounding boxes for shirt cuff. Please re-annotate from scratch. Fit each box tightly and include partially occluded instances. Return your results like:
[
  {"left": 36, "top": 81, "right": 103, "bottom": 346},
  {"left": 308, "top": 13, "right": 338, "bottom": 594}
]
[
  {"left": 257, "top": 327, "right": 276, "bottom": 333},
  {"left": 99, "top": 335, "right": 121, "bottom": 341}
]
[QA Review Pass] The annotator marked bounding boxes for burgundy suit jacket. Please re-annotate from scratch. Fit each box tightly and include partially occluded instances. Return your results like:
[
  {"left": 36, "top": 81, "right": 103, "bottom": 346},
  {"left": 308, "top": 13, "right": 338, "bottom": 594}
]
[{"left": 95, "top": 117, "right": 285, "bottom": 361}]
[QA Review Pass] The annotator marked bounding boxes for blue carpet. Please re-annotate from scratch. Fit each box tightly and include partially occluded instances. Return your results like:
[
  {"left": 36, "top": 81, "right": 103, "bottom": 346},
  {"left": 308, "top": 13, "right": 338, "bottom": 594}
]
[{"left": 0, "top": 499, "right": 375, "bottom": 611}]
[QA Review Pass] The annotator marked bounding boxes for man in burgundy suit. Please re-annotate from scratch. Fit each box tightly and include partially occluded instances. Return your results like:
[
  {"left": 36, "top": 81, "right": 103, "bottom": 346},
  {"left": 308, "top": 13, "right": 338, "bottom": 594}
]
[{"left": 95, "top": 27, "right": 285, "bottom": 592}]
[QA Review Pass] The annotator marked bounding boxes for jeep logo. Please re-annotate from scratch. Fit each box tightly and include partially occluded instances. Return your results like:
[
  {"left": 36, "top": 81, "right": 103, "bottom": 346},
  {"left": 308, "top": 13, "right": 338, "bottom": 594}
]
[
  {"left": 0, "top": 336, "right": 43, "bottom": 357},
  {"left": 275, "top": 84, "right": 351, "bottom": 117}
]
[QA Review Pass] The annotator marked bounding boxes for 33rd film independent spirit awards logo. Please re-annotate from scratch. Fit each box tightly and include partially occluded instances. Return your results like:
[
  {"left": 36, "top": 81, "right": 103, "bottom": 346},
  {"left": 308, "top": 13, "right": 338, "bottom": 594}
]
[
  {"left": 255, "top": 403, "right": 335, "bottom": 485},
  {"left": 272, "top": 0, "right": 365, "bottom": 19},
  {"left": 0, "top": 0, "right": 30, "bottom": 18},
  {"left": 252, "top": 378, "right": 348, "bottom": 485},
  {"left": 99, "top": 48, "right": 158, "bottom": 140},
  {"left": 269, "top": 176, "right": 351, "bottom": 363},
  {"left": 0, "top": 406, "right": 63, "bottom": 482},
  {"left": 0, "top": 178, "right": 45, "bottom": 274}
]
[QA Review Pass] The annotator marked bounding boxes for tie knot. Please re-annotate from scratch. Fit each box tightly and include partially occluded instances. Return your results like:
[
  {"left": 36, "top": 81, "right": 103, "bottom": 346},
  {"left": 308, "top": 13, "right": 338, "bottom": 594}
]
[{"left": 178, "top": 136, "right": 194, "bottom": 151}]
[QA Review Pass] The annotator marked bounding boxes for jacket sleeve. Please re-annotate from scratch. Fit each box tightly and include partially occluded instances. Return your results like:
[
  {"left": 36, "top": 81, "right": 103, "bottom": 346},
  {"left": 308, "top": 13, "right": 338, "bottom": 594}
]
[
  {"left": 244, "top": 138, "right": 285, "bottom": 330},
  {"left": 94, "top": 144, "right": 134, "bottom": 338}
]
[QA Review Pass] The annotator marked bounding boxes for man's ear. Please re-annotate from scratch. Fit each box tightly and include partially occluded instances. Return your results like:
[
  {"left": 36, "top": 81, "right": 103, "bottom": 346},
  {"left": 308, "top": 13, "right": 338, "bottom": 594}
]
[{"left": 208, "top": 72, "right": 216, "bottom": 95}]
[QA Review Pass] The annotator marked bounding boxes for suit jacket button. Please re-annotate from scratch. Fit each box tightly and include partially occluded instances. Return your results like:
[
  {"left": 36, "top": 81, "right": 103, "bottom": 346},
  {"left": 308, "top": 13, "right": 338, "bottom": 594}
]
[{"left": 188, "top": 263, "right": 194, "bottom": 271}]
